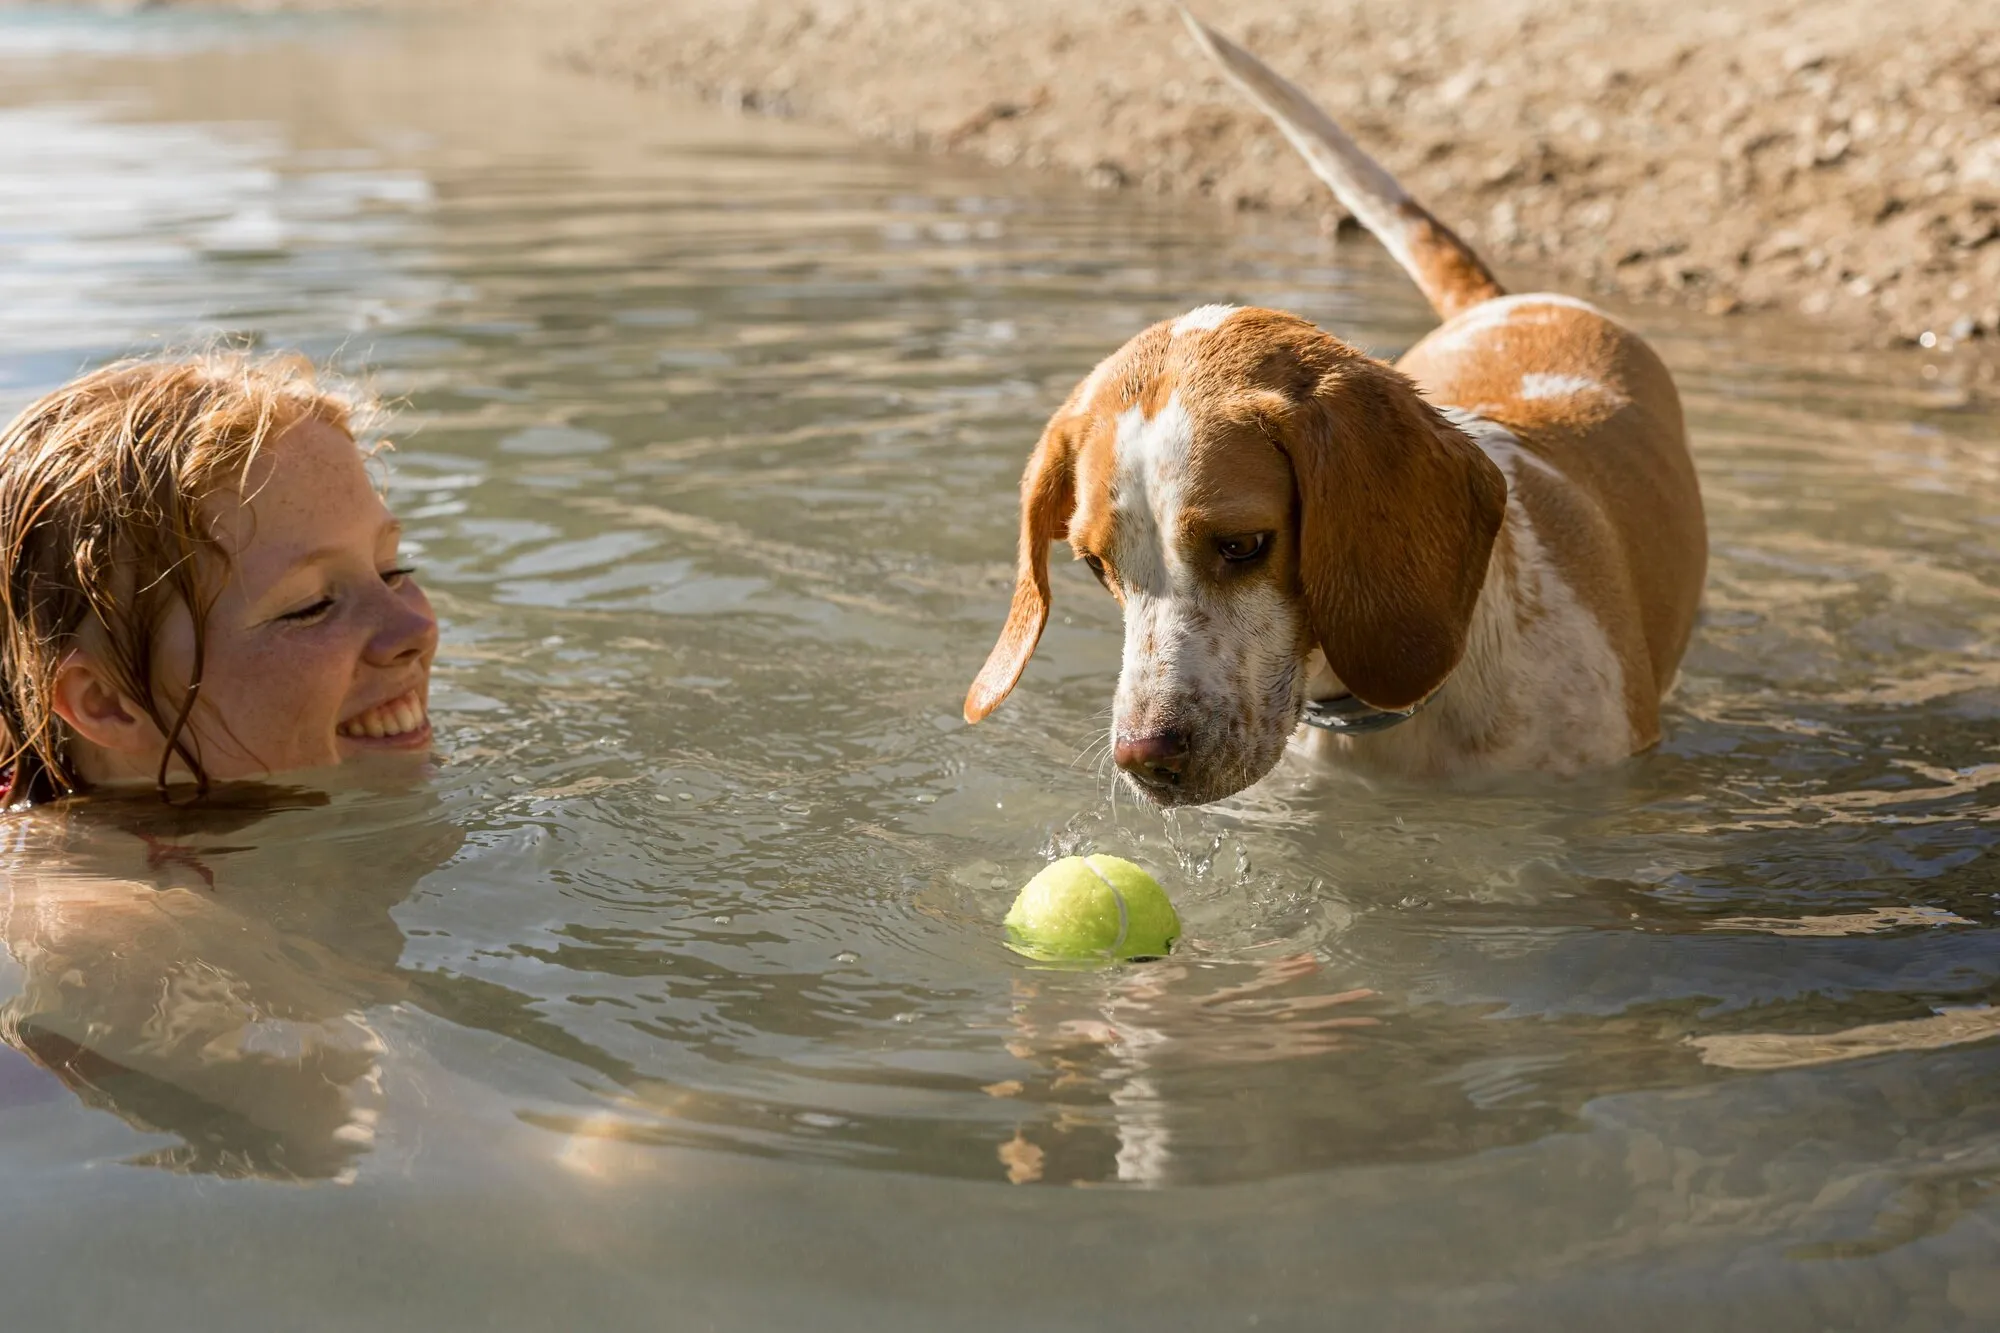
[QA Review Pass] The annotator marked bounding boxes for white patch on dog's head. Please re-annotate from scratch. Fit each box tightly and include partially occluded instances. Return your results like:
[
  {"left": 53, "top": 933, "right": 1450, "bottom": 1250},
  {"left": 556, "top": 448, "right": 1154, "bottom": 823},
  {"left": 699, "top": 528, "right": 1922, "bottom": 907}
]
[
  {"left": 1105, "top": 390, "right": 1307, "bottom": 806},
  {"left": 1170, "top": 303, "right": 1240, "bottom": 336},
  {"left": 1105, "top": 395, "right": 1191, "bottom": 601}
]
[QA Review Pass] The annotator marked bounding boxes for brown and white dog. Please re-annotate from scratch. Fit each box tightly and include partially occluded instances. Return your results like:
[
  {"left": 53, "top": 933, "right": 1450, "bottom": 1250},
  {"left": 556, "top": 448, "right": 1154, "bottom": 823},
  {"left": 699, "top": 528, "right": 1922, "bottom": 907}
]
[{"left": 963, "top": 14, "right": 1706, "bottom": 807}]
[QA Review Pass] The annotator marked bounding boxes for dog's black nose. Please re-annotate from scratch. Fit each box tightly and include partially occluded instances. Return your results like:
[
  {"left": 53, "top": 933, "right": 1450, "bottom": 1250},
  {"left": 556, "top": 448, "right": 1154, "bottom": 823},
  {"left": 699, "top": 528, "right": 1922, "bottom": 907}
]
[{"left": 1115, "top": 729, "right": 1189, "bottom": 785}]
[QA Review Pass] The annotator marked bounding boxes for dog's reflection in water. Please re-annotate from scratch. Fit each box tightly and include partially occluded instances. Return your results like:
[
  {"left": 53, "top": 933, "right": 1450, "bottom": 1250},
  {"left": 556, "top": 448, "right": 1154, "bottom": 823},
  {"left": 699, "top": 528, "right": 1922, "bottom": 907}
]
[
  {"left": 991, "top": 955, "right": 1379, "bottom": 1187},
  {"left": 0, "top": 782, "right": 459, "bottom": 1182}
]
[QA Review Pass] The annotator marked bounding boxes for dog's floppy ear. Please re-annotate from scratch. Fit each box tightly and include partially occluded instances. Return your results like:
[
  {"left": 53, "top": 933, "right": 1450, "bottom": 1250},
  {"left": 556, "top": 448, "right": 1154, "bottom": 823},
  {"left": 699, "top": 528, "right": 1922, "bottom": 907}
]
[
  {"left": 1272, "top": 348, "right": 1506, "bottom": 712},
  {"left": 964, "top": 417, "right": 1079, "bottom": 723}
]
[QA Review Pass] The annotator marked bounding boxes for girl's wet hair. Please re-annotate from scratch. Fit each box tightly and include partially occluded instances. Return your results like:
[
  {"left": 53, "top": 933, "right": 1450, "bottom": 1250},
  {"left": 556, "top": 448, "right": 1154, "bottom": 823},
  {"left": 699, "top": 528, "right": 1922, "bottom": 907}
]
[{"left": 0, "top": 352, "right": 372, "bottom": 805}]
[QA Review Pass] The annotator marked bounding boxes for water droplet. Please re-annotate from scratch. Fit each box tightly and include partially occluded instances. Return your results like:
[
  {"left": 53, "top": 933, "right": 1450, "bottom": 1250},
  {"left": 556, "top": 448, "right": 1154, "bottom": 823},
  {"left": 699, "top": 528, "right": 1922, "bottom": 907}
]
[
  {"left": 713, "top": 914, "right": 732, "bottom": 925},
  {"left": 677, "top": 792, "right": 694, "bottom": 801},
  {"left": 914, "top": 793, "right": 937, "bottom": 804},
  {"left": 833, "top": 950, "right": 859, "bottom": 965}
]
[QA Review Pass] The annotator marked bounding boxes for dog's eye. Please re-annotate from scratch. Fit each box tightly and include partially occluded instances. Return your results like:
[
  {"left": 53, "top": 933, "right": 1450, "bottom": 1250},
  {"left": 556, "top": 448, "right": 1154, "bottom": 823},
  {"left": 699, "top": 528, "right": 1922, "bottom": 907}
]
[
  {"left": 1217, "top": 532, "right": 1270, "bottom": 563},
  {"left": 1081, "top": 553, "right": 1110, "bottom": 588}
]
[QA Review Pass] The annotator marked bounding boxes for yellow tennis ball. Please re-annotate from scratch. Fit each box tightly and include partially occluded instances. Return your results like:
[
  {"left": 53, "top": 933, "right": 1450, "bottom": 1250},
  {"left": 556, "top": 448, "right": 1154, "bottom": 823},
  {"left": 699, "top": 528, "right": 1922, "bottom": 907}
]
[{"left": 1004, "top": 855, "right": 1181, "bottom": 962}]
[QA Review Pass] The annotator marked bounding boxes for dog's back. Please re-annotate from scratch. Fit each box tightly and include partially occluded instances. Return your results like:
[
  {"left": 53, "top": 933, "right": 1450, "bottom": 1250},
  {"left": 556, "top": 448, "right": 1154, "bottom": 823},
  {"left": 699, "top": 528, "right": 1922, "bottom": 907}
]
[
  {"left": 1186, "top": 11, "right": 1707, "bottom": 734},
  {"left": 1398, "top": 297, "right": 1705, "bottom": 709}
]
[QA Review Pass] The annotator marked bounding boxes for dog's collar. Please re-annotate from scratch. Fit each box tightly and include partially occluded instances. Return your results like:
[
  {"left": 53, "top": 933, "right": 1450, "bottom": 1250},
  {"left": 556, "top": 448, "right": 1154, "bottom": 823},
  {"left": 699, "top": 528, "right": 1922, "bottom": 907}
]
[{"left": 1301, "top": 692, "right": 1427, "bottom": 735}]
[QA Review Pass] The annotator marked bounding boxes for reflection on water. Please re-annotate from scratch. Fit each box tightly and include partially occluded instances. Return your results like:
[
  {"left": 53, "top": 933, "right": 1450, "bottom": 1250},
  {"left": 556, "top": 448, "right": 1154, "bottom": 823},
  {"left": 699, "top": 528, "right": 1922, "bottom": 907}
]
[
  {"left": 1, "top": 8, "right": 1998, "bottom": 1329},
  {"left": 2, "top": 785, "right": 408, "bottom": 1181}
]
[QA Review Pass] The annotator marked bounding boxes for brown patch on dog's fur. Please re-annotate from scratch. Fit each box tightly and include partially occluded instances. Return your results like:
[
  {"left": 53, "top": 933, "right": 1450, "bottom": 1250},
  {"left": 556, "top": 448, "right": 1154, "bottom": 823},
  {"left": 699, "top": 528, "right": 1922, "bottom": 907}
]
[{"left": 1398, "top": 299, "right": 1706, "bottom": 741}]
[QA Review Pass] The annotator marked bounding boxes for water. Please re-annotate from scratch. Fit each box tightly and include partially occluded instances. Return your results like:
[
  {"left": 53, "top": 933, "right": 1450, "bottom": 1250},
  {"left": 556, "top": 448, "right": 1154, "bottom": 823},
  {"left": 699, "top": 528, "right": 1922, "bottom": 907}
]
[{"left": 1, "top": 10, "right": 1998, "bottom": 1329}]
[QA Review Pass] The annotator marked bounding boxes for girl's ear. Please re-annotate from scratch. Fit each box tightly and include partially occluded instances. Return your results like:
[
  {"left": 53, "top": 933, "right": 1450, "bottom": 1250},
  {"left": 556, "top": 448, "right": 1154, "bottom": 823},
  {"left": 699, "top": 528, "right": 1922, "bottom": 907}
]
[
  {"left": 1274, "top": 348, "right": 1507, "bottom": 712},
  {"left": 963, "top": 416, "right": 1079, "bottom": 724},
  {"left": 50, "top": 651, "right": 162, "bottom": 759}
]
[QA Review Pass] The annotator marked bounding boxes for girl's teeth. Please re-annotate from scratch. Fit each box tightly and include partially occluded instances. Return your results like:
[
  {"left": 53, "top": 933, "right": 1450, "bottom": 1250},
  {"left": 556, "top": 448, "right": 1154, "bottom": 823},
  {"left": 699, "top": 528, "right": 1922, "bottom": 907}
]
[{"left": 341, "top": 695, "right": 426, "bottom": 739}]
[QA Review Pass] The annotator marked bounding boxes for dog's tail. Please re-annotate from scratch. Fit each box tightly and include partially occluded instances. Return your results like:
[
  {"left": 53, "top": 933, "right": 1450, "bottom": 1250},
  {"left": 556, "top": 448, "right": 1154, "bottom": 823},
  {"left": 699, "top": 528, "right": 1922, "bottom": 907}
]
[{"left": 1181, "top": 10, "right": 1504, "bottom": 321}]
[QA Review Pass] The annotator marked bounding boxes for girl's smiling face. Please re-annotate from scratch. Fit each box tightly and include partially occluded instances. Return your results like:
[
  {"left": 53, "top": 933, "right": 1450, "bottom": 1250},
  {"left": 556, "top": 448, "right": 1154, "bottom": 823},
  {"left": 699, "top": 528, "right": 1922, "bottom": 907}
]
[{"left": 59, "top": 417, "right": 439, "bottom": 786}]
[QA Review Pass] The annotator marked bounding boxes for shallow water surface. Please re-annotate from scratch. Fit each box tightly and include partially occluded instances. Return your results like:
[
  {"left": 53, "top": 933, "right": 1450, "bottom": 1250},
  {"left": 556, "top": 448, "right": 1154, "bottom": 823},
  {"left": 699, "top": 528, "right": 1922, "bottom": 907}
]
[{"left": 2, "top": 11, "right": 1999, "bottom": 1331}]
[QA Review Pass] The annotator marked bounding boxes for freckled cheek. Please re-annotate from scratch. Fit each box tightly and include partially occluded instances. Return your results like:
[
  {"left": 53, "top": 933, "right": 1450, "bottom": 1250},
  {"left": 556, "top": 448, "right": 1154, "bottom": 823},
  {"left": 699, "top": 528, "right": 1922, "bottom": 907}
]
[
  {"left": 1217, "top": 593, "right": 1305, "bottom": 725},
  {"left": 1111, "top": 580, "right": 1305, "bottom": 778},
  {"left": 193, "top": 631, "right": 359, "bottom": 766}
]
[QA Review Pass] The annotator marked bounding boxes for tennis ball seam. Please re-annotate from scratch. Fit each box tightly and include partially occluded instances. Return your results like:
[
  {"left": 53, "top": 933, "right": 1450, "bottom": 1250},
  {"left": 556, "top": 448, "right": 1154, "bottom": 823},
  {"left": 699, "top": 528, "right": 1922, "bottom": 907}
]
[{"left": 1081, "top": 855, "right": 1130, "bottom": 955}]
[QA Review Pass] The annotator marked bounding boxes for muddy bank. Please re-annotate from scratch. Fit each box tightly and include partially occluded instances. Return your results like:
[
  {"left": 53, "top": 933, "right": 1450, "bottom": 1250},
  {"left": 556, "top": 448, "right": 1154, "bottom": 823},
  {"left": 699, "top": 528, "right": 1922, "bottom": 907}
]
[{"left": 567, "top": 0, "right": 2000, "bottom": 379}]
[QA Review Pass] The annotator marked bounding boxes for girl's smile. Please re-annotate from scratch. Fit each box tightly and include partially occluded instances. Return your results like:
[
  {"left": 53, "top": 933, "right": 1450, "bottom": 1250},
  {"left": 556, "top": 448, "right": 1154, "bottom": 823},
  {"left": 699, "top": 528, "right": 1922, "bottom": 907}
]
[{"left": 336, "top": 688, "right": 431, "bottom": 747}]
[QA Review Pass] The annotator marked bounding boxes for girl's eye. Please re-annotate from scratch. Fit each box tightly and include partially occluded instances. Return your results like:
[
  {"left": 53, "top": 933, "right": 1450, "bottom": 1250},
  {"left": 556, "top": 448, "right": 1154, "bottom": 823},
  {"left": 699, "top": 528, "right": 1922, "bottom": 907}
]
[
  {"left": 274, "top": 568, "right": 413, "bottom": 625},
  {"left": 1217, "top": 532, "right": 1270, "bottom": 563},
  {"left": 280, "top": 596, "right": 335, "bottom": 624}
]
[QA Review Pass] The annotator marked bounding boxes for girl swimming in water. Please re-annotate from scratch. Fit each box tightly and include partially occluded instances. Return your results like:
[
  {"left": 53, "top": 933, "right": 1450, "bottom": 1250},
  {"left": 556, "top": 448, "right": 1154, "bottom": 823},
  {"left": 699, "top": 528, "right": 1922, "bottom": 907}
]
[
  {"left": 0, "top": 352, "right": 446, "bottom": 1179},
  {"left": 0, "top": 351, "right": 438, "bottom": 806}
]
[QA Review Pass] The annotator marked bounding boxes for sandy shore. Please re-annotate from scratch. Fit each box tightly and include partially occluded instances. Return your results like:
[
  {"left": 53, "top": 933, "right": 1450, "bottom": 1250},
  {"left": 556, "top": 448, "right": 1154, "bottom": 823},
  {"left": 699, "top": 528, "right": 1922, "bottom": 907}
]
[
  {"left": 564, "top": 0, "right": 2000, "bottom": 370},
  {"left": 35, "top": 0, "right": 2000, "bottom": 377}
]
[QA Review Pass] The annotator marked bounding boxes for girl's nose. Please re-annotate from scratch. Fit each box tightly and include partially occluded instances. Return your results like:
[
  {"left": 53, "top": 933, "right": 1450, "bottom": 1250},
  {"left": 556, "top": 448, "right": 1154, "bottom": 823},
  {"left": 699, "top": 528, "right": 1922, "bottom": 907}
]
[{"left": 364, "top": 583, "right": 439, "bottom": 668}]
